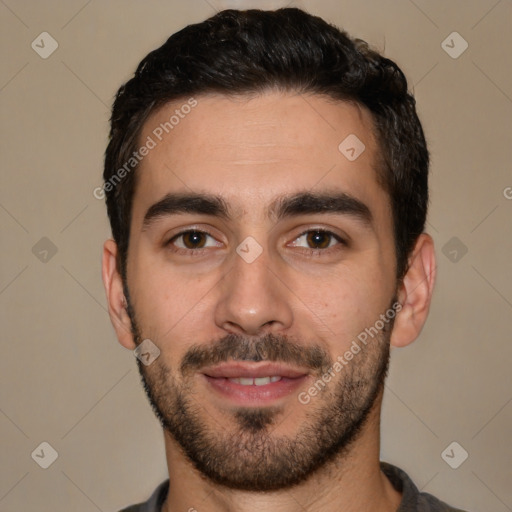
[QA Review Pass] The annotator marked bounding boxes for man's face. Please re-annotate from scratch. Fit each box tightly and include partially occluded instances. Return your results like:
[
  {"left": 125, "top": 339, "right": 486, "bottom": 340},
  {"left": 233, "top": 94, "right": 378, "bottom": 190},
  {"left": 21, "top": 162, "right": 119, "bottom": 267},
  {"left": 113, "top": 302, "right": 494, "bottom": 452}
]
[{"left": 123, "top": 92, "right": 398, "bottom": 490}]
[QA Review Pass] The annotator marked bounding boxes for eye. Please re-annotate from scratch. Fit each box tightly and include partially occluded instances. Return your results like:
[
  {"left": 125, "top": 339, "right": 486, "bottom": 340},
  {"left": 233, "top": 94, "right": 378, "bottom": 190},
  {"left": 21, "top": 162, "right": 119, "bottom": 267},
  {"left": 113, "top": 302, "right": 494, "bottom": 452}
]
[
  {"left": 167, "top": 230, "right": 221, "bottom": 251},
  {"left": 289, "top": 229, "right": 345, "bottom": 251}
]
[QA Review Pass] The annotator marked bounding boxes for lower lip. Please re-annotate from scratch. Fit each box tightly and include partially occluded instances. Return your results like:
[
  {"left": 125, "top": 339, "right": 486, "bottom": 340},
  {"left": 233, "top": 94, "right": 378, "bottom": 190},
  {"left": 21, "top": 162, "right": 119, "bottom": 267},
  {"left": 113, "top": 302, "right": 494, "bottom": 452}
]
[{"left": 202, "top": 375, "right": 308, "bottom": 406}]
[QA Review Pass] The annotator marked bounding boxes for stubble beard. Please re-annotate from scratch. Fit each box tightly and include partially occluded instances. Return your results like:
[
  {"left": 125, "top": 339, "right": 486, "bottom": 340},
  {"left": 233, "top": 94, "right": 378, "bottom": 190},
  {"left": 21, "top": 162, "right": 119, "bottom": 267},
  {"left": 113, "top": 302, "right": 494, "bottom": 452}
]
[{"left": 125, "top": 290, "right": 392, "bottom": 491}]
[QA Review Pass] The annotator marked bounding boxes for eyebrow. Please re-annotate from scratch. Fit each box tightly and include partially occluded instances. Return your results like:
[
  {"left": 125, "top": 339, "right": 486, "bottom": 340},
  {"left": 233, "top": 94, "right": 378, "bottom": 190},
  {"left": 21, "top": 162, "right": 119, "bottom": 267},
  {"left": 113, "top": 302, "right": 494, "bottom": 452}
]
[
  {"left": 142, "top": 190, "right": 373, "bottom": 230},
  {"left": 143, "top": 193, "right": 231, "bottom": 230}
]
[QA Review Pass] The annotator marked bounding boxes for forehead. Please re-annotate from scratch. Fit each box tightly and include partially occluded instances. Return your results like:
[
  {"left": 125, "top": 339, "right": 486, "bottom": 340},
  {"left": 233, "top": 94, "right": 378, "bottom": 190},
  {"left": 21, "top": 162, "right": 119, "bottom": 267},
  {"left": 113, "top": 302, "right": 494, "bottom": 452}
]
[{"left": 132, "top": 91, "right": 387, "bottom": 222}]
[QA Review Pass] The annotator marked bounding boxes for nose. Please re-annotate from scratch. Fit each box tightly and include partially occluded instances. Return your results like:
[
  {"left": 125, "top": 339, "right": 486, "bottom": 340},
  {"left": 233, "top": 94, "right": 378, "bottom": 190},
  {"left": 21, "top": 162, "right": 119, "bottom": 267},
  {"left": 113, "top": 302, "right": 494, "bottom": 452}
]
[{"left": 214, "top": 242, "right": 294, "bottom": 336}]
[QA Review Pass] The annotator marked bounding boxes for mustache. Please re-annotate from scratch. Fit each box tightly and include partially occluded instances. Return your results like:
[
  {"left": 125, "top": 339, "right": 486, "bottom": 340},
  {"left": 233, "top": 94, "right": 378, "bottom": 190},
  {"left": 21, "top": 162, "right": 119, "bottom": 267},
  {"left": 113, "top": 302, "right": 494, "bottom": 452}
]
[{"left": 180, "top": 333, "right": 332, "bottom": 376}]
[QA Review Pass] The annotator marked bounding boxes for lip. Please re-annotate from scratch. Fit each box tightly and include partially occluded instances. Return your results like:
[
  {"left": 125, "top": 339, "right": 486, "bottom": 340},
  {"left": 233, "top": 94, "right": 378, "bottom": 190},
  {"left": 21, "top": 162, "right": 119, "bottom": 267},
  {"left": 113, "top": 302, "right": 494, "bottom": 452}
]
[
  {"left": 201, "top": 361, "right": 309, "bottom": 379},
  {"left": 200, "top": 362, "right": 310, "bottom": 406}
]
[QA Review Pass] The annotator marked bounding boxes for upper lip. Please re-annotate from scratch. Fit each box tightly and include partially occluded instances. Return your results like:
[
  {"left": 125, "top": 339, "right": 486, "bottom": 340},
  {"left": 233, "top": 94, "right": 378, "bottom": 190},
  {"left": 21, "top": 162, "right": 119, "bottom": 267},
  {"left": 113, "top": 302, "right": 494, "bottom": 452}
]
[{"left": 201, "top": 362, "right": 309, "bottom": 379}]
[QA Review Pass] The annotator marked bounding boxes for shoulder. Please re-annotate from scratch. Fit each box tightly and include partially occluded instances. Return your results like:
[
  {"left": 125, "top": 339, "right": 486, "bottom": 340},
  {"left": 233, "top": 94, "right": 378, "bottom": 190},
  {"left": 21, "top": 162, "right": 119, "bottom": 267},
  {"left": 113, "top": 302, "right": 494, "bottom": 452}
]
[
  {"left": 380, "top": 462, "right": 468, "bottom": 512},
  {"left": 117, "top": 479, "right": 170, "bottom": 512}
]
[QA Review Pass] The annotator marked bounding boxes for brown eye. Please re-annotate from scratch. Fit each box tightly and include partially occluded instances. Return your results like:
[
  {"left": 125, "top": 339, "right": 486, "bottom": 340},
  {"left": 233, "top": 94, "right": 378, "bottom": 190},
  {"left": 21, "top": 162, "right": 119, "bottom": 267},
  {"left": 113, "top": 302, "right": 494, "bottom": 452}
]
[
  {"left": 168, "top": 230, "right": 221, "bottom": 251},
  {"left": 181, "top": 231, "right": 207, "bottom": 249},
  {"left": 306, "top": 231, "right": 332, "bottom": 249},
  {"left": 290, "top": 229, "right": 345, "bottom": 252}
]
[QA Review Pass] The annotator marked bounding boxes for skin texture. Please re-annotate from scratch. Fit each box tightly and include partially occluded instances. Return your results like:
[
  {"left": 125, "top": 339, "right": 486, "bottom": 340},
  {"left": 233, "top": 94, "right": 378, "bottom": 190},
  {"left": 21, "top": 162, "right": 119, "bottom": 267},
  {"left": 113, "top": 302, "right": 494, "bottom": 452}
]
[{"left": 102, "top": 91, "right": 436, "bottom": 512}]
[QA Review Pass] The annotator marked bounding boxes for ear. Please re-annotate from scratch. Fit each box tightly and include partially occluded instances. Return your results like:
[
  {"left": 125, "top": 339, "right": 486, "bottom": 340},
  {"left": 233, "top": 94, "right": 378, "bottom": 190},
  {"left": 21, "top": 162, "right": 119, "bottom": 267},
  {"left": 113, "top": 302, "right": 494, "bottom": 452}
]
[
  {"left": 391, "top": 233, "right": 436, "bottom": 348},
  {"left": 101, "top": 239, "right": 136, "bottom": 350}
]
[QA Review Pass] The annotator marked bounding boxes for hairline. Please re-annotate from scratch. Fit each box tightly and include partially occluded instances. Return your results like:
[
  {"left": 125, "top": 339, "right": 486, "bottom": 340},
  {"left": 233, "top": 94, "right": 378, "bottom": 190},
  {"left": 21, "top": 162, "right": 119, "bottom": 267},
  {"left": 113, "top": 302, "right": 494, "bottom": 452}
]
[{"left": 130, "top": 87, "right": 391, "bottom": 197}]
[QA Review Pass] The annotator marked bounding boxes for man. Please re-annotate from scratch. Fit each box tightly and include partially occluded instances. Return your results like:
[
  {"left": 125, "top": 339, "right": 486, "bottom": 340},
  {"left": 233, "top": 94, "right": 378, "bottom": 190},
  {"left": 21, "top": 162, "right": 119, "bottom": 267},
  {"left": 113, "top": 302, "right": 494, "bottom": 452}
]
[{"left": 101, "top": 7, "right": 467, "bottom": 512}]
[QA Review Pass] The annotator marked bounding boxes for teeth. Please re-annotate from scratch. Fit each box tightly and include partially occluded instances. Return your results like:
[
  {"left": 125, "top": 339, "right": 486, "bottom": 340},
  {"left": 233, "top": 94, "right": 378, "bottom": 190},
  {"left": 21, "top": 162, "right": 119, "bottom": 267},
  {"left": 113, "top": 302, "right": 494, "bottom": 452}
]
[{"left": 228, "top": 376, "right": 282, "bottom": 386}]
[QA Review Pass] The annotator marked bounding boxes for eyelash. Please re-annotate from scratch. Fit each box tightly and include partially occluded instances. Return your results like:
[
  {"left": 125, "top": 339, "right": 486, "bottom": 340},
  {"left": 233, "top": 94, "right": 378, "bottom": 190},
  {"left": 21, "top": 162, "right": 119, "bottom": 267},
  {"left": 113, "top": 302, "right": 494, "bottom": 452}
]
[
  {"left": 165, "top": 228, "right": 347, "bottom": 257},
  {"left": 165, "top": 229, "right": 220, "bottom": 256},
  {"left": 292, "top": 229, "right": 347, "bottom": 256}
]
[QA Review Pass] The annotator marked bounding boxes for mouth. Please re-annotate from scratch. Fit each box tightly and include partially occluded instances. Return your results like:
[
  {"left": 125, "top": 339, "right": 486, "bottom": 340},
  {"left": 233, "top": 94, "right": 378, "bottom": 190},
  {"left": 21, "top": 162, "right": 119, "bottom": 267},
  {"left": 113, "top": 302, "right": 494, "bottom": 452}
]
[{"left": 200, "top": 361, "right": 310, "bottom": 406}]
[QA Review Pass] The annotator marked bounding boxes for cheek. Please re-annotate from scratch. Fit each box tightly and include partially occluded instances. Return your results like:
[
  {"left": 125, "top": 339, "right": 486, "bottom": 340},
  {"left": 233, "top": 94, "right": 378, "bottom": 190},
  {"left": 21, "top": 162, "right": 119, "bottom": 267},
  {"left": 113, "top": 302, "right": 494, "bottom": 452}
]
[
  {"left": 129, "top": 256, "right": 219, "bottom": 343},
  {"left": 290, "top": 264, "right": 391, "bottom": 344}
]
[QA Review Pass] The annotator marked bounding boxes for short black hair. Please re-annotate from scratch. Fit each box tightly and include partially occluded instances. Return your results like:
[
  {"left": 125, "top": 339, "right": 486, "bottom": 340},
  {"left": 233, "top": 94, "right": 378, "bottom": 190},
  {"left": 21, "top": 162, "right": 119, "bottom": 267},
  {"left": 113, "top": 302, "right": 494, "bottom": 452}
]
[{"left": 103, "top": 7, "right": 429, "bottom": 281}]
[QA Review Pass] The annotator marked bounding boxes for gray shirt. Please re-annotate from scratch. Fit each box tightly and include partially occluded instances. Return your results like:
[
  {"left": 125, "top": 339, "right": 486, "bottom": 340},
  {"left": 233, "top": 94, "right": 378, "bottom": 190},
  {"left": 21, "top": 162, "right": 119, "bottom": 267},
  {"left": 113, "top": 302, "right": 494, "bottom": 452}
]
[{"left": 118, "top": 462, "right": 467, "bottom": 511}]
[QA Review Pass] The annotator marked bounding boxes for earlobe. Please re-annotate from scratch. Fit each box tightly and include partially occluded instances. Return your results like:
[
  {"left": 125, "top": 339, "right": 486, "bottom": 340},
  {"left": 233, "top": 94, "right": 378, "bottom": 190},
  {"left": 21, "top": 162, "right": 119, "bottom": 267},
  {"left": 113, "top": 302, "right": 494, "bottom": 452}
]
[
  {"left": 101, "top": 239, "right": 137, "bottom": 350},
  {"left": 390, "top": 233, "right": 436, "bottom": 348}
]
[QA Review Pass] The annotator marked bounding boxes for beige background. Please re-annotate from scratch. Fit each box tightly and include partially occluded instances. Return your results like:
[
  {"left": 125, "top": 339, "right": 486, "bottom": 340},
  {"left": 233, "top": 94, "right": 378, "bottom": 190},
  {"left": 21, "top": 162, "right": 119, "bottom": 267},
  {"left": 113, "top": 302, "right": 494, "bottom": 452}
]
[{"left": 1, "top": 0, "right": 511, "bottom": 511}]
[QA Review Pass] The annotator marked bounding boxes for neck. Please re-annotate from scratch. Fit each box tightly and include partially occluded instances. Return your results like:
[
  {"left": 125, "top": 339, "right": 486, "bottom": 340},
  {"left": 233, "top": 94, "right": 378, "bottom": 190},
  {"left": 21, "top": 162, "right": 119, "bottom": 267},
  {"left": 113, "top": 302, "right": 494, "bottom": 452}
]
[{"left": 161, "top": 397, "right": 401, "bottom": 512}]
